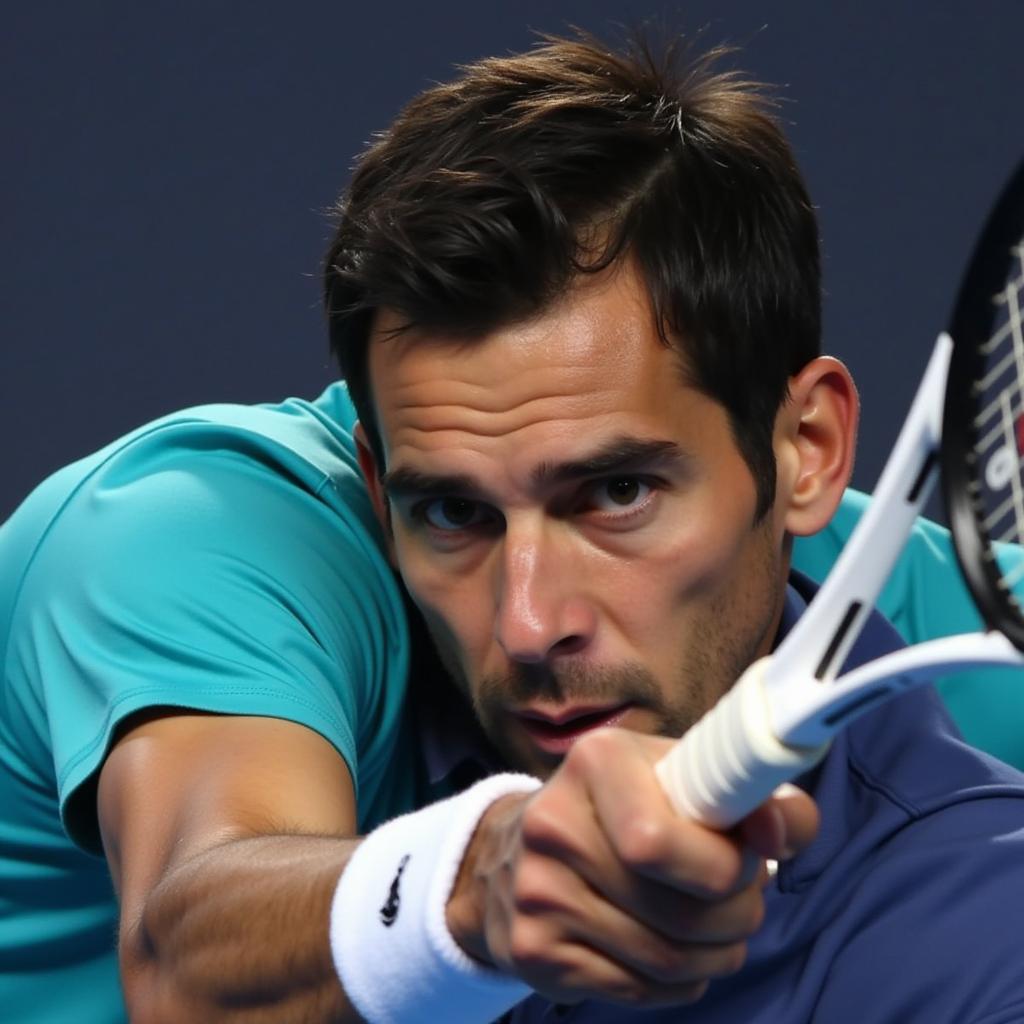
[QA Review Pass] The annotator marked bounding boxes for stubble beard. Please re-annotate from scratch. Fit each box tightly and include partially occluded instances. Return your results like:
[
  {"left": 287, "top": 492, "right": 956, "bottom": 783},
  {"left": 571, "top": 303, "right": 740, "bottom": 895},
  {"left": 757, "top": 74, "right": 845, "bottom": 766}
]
[
  {"left": 426, "top": 615, "right": 778, "bottom": 779},
  {"left": 422, "top": 522, "right": 787, "bottom": 777}
]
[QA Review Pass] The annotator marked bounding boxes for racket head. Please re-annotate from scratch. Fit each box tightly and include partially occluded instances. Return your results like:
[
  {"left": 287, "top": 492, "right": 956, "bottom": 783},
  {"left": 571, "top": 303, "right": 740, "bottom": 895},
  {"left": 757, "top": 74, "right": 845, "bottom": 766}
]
[{"left": 942, "top": 159, "right": 1024, "bottom": 651}]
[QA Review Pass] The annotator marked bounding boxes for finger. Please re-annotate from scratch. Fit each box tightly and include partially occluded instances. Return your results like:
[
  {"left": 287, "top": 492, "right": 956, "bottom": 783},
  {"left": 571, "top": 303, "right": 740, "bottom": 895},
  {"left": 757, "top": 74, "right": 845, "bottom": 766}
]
[
  {"left": 733, "top": 843, "right": 767, "bottom": 891},
  {"left": 584, "top": 913, "right": 748, "bottom": 990},
  {"left": 591, "top": 877, "right": 767, "bottom": 947},
  {"left": 736, "top": 784, "right": 819, "bottom": 861},
  {"left": 514, "top": 922, "right": 712, "bottom": 1010},
  {"left": 570, "top": 729, "right": 751, "bottom": 896},
  {"left": 516, "top": 773, "right": 767, "bottom": 945},
  {"left": 734, "top": 802, "right": 785, "bottom": 862},
  {"left": 536, "top": 853, "right": 768, "bottom": 946},
  {"left": 772, "top": 783, "right": 819, "bottom": 856},
  {"left": 510, "top": 864, "right": 748, "bottom": 1004}
]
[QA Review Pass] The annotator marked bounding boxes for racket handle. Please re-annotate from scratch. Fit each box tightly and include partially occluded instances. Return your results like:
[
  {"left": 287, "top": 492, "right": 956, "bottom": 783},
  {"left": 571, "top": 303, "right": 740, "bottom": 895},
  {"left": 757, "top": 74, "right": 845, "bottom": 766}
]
[{"left": 654, "top": 659, "right": 830, "bottom": 828}]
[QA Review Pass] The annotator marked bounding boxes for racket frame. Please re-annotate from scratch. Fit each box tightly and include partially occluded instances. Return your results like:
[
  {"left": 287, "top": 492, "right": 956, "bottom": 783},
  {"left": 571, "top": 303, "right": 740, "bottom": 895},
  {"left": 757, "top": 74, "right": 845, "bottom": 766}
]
[
  {"left": 657, "top": 160, "right": 1024, "bottom": 827},
  {"left": 943, "top": 165, "right": 1024, "bottom": 652},
  {"left": 657, "top": 333, "right": 1024, "bottom": 823}
]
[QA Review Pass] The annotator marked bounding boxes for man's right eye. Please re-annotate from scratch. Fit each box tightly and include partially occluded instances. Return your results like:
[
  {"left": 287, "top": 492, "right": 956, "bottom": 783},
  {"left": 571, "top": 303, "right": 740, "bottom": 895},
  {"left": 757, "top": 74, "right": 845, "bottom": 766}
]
[{"left": 417, "top": 497, "right": 492, "bottom": 531}]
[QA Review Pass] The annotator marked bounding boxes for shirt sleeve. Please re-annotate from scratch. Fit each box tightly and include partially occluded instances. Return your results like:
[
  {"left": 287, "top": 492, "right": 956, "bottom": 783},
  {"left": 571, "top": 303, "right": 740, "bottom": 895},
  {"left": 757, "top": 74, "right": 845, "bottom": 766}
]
[{"left": 4, "top": 424, "right": 409, "bottom": 851}]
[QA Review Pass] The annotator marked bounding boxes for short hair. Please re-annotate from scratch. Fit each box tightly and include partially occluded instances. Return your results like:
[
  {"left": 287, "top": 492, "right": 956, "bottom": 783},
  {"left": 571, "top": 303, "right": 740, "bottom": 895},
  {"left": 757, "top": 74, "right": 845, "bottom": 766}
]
[{"left": 324, "top": 33, "right": 821, "bottom": 519}]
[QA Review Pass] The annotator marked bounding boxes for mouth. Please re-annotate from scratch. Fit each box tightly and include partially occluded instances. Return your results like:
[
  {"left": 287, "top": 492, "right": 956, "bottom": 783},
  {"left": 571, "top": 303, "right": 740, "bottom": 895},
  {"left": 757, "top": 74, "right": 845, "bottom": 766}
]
[{"left": 512, "top": 702, "right": 635, "bottom": 755}]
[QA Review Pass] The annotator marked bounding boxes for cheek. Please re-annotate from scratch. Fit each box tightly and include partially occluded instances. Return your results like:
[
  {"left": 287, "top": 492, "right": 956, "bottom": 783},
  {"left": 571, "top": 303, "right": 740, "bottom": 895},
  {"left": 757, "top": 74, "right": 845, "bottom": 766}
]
[
  {"left": 660, "top": 492, "right": 759, "bottom": 597},
  {"left": 391, "top": 533, "right": 493, "bottom": 659},
  {"left": 614, "top": 494, "right": 765, "bottom": 650}
]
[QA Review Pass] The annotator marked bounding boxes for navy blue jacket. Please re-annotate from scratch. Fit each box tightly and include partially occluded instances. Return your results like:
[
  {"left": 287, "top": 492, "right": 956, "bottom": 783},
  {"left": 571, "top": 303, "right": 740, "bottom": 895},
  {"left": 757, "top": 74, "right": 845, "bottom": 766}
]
[{"left": 506, "top": 575, "right": 1024, "bottom": 1023}]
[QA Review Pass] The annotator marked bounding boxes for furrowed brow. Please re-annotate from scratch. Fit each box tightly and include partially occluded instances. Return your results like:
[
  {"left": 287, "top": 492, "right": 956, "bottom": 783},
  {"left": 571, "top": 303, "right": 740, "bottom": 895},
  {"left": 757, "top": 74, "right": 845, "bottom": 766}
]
[
  {"left": 532, "top": 438, "right": 691, "bottom": 486},
  {"left": 381, "top": 438, "right": 690, "bottom": 501}
]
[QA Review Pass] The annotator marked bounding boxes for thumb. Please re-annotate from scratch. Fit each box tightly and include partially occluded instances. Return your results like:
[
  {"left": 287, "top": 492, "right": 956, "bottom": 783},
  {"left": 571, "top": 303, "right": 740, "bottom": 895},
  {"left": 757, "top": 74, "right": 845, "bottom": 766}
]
[{"left": 736, "top": 783, "right": 819, "bottom": 861}]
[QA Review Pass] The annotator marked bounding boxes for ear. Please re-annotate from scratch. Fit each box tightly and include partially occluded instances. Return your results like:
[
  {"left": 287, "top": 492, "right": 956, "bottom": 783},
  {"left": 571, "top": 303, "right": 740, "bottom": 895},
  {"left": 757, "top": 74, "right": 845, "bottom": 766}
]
[
  {"left": 354, "top": 422, "right": 397, "bottom": 565},
  {"left": 774, "top": 356, "right": 859, "bottom": 537}
]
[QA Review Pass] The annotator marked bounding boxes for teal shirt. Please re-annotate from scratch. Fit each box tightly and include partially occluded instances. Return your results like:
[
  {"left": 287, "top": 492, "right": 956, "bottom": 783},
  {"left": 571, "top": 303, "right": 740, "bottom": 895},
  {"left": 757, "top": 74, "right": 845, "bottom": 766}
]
[
  {"left": 793, "top": 488, "right": 1024, "bottom": 769},
  {"left": 0, "top": 384, "right": 419, "bottom": 1022},
  {"left": 2, "top": 386, "right": 1022, "bottom": 1022}
]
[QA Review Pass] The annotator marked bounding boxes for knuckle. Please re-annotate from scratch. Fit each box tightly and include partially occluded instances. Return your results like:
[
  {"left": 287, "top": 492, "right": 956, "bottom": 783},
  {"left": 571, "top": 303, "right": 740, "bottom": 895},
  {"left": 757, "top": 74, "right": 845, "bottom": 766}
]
[
  {"left": 564, "top": 727, "right": 624, "bottom": 774},
  {"left": 700, "top": 855, "right": 744, "bottom": 897},
  {"left": 511, "top": 857, "right": 561, "bottom": 912},
  {"left": 519, "top": 793, "right": 573, "bottom": 854},
  {"left": 652, "top": 939, "right": 748, "bottom": 985},
  {"left": 605, "top": 975, "right": 652, "bottom": 1006},
  {"left": 715, "top": 940, "right": 749, "bottom": 978},
  {"left": 614, "top": 815, "right": 671, "bottom": 870},
  {"left": 675, "top": 979, "right": 710, "bottom": 1005},
  {"left": 506, "top": 917, "right": 550, "bottom": 972},
  {"left": 644, "top": 941, "right": 692, "bottom": 983}
]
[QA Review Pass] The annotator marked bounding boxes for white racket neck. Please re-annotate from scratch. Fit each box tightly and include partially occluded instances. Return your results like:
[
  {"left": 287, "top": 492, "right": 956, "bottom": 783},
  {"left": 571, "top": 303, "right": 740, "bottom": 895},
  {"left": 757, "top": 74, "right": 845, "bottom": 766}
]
[
  {"left": 764, "top": 333, "right": 954, "bottom": 736},
  {"left": 780, "top": 630, "right": 1023, "bottom": 746},
  {"left": 656, "top": 628, "right": 1024, "bottom": 825}
]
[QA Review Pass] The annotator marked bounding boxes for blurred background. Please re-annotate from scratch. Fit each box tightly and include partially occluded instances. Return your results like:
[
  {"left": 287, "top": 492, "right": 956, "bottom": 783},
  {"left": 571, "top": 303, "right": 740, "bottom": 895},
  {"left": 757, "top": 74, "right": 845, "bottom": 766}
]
[{"left": 4, "top": 1, "right": 1022, "bottom": 520}]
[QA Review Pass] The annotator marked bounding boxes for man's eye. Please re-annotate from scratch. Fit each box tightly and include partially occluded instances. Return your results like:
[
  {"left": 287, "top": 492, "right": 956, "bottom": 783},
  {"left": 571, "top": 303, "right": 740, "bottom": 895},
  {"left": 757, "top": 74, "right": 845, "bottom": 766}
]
[
  {"left": 590, "top": 477, "right": 653, "bottom": 513},
  {"left": 419, "top": 497, "right": 490, "bottom": 531}
]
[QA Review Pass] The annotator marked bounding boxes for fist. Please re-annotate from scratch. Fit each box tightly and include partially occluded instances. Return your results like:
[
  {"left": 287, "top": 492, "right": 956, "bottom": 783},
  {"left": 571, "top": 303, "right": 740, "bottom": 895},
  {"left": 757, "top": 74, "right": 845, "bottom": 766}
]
[{"left": 447, "top": 727, "right": 818, "bottom": 1007}]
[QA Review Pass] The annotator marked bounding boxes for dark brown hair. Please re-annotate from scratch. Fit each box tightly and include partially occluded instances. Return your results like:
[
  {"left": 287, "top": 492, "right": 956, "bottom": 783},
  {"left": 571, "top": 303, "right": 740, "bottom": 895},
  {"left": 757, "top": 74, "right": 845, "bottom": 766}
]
[{"left": 324, "top": 33, "right": 820, "bottom": 518}]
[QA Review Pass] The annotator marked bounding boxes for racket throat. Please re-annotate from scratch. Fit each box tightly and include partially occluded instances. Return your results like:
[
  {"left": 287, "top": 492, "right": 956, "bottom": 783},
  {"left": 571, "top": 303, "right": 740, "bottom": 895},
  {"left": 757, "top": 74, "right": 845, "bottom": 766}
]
[
  {"left": 767, "top": 334, "right": 953, "bottom": 707},
  {"left": 813, "top": 600, "right": 863, "bottom": 680},
  {"left": 781, "top": 631, "right": 1024, "bottom": 747}
]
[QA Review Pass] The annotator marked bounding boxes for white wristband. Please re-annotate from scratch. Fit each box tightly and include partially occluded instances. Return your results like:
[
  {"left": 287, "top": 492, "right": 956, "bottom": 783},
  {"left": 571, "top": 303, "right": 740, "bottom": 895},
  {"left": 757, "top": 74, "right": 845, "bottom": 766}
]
[{"left": 330, "top": 773, "right": 542, "bottom": 1023}]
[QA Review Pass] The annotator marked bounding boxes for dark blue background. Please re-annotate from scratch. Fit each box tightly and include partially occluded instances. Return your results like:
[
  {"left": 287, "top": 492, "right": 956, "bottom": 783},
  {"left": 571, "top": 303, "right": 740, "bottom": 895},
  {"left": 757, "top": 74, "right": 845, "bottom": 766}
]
[{"left": 4, "top": 1, "right": 1022, "bottom": 519}]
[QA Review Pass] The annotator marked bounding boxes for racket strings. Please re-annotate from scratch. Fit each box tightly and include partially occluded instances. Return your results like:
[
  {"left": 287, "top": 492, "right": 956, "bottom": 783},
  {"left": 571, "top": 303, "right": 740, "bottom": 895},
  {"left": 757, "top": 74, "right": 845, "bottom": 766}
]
[
  {"left": 968, "top": 241, "right": 1024, "bottom": 601},
  {"left": 977, "top": 243, "right": 1024, "bottom": 355}
]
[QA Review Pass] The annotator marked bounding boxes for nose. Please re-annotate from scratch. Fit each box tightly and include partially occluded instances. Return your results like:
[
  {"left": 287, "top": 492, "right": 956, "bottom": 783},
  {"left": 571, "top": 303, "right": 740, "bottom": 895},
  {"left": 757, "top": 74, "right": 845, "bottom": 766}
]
[{"left": 493, "top": 522, "right": 597, "bottom": 663}]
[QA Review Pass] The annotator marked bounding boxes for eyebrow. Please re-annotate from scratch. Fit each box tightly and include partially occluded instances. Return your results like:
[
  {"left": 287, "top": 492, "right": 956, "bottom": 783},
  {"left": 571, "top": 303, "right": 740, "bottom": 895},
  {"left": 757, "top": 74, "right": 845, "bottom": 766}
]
[
  {"left": 381, "top": 437, "right": 692, "bottom": 500},
  {"left": 530, "top": 437, "right": 690, "bottom": 487},
  {"left": 381, "top": 468, "right": 482, "bottom": 500}
]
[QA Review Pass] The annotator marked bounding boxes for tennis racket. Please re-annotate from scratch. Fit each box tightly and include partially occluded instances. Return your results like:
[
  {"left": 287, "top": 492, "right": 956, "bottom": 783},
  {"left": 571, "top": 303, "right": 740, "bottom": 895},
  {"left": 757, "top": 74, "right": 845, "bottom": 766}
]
[{"left": 656, "top": 158, "right": 1024, "bottom": 827}]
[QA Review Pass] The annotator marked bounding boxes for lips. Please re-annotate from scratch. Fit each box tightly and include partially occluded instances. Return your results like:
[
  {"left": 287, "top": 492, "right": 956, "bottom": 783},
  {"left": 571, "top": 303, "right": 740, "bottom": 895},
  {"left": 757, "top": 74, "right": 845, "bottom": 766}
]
[{"left": 513, "top": 703, "right": 633, "bottom": 755}]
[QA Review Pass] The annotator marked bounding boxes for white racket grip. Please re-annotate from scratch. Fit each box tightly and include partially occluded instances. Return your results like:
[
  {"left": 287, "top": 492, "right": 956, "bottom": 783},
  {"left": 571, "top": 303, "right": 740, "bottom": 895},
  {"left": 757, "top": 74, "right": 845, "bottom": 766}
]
[{"left": 655, "top": 659, "right": 830, "bottom": 828}]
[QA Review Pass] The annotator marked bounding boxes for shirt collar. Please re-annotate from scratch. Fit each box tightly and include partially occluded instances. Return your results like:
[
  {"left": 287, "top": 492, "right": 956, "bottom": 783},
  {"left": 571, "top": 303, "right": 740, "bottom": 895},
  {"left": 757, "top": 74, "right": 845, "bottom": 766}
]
[{"left": 416, "top": 681, "right": 502, "bottom": 791}]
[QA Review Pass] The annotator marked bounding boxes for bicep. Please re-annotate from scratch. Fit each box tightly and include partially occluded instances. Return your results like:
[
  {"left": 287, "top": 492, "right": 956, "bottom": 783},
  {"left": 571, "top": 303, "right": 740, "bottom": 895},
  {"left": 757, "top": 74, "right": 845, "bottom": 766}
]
[{"left": 98, "top": 711, "right": 358, "bottom": 925}]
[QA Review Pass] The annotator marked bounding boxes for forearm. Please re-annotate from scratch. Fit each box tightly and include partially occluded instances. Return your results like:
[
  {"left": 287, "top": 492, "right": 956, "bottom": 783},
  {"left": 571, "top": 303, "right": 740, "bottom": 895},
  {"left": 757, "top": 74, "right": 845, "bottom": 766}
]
[{"left": 124, "top": 834, "right": 361, "bottom": 1023}]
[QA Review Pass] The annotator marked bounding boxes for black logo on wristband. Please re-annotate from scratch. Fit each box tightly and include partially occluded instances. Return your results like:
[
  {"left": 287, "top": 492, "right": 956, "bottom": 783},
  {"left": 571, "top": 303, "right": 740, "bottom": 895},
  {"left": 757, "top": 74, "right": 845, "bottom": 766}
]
[{"left": 380, "top": 854, "right": 410, "bottom": 927}]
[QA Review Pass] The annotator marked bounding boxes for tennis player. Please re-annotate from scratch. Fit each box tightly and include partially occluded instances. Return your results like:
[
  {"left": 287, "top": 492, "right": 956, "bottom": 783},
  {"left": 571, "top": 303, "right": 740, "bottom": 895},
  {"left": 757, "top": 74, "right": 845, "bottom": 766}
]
[{"left": 2, "top": 32, "right": 1023, "bottom": 1024}]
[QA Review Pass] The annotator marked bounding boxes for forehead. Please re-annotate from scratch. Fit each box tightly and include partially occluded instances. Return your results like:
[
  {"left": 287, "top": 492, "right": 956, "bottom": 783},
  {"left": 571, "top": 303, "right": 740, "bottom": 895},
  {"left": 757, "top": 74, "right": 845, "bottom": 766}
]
[{"left": 366, "top": 264, "right": 727, "bottom": 482}]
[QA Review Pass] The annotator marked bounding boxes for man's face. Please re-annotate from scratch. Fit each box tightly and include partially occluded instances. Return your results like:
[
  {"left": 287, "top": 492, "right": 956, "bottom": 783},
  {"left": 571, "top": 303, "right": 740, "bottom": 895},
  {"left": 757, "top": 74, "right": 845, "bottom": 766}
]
[{"left": 366, "top": 264, "right": 793, "bottom": 779}]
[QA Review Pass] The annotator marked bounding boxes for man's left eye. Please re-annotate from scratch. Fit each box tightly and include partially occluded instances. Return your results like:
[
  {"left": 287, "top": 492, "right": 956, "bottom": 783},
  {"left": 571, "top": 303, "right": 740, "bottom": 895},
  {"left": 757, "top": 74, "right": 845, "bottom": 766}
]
[
  {"left": 590, "top": 477, "right": 653, "bottom": 512},
  {"left": 419, "top": 497, "right": 491, "bottom": 531}
]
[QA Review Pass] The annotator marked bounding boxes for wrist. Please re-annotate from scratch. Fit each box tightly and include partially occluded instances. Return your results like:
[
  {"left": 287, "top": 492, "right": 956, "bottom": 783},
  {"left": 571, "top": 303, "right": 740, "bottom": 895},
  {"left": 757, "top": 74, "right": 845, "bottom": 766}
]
[
  {"left": 330, "top": 773, "right": 541, "bottom": 1023},
  {"left": 445, "top": 790, "right": 533, "bottom": 966}
]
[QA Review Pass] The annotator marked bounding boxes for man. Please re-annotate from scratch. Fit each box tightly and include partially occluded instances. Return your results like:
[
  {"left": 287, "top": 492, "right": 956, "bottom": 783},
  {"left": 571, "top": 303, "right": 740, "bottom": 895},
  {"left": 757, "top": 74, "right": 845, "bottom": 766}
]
[
  {"left": 0, "top": 32, "right": 1021, "bottom": 1024},
  {"left": 325, "top": 32, "right": 1024, "bottom": 1022}
]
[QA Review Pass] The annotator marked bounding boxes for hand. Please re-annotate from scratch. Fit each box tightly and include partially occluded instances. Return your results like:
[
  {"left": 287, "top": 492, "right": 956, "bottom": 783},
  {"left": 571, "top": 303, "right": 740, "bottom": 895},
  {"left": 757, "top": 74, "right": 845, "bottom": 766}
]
[{"left": 446, "top": 727, "right": 818, "bottom": 1007}]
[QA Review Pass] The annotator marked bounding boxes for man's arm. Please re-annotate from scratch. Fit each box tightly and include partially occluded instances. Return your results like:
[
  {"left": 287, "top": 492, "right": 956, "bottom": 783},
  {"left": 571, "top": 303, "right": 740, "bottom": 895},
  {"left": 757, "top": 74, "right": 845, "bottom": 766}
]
[
  {"left": 98, "top": 711, "right": 363, "bottom": 1021},
  {"left": 99, "top": 714, "right": 817, "bottom": 1022}
]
